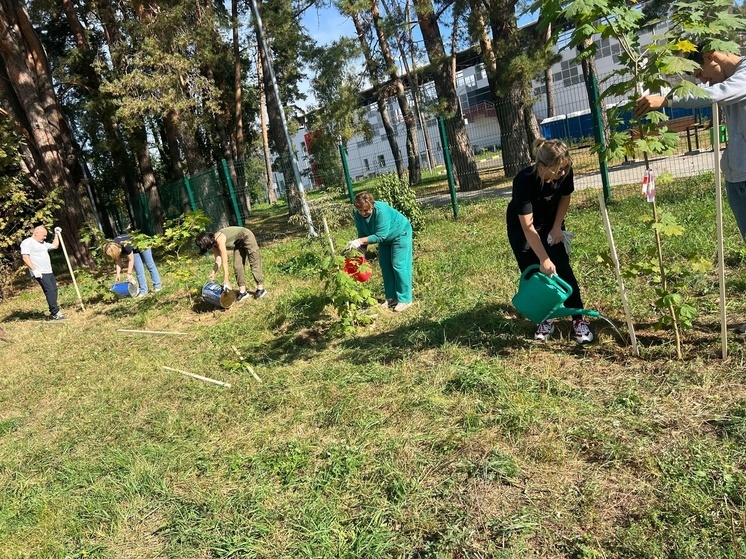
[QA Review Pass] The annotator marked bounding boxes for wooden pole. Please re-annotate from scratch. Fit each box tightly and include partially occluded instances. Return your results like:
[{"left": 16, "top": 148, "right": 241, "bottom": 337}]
[
  {"left": 54, "top": 227, "right": 85, "bottom": 311},
  {"left": 162, "top": 366, "right": 231, "bottom": 387},
  {"left": 117, "top": 329, "right": 188, "bottom": 335},
  {"left": 598, "top": 192, "right": 639, "bottom": 356},
  {"left": 712, "top": 103, "right": 727, "bottom": 359}
]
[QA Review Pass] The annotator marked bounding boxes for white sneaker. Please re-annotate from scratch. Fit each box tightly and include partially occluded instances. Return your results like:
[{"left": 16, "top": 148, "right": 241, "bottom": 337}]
[
  {"left": 393, "top": 302, "right": 412, "bottom": 312},
  {"left": 380, "top": 298, "right": 397, "bottom": 309},
  {"left": 534, "top": 319, "right": 554, "bottom": 341},
  {"left": 573, "top": 318, "right": 594, "bottom": 344}
]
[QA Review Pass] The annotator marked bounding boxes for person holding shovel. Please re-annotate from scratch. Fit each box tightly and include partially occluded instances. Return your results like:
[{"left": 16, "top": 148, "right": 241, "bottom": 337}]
[
  {"left": 20, "top": 225, "right": 66, "bottom": 320},
  {"left": 347, "top": 191, "right": 413, "bottom": 312},
  {"left": 103, "top": 235, "right": 162, "bottom": 297},
  {"left": 506, "top": 138, "right": 593, "bottom": 343},
  {"left": 195, "top": 227, "right": 266, "bottom": 303}
]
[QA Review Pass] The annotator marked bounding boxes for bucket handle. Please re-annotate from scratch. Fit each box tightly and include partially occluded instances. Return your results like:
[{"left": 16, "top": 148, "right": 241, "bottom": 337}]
[{"left": 520, "top": 264, "right": 574, "bottom": 295}]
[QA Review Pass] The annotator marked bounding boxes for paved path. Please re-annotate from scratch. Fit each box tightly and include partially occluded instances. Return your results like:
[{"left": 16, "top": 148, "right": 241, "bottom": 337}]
[{"left": 417, "top": 148, "right": 721, "bottom": 207}]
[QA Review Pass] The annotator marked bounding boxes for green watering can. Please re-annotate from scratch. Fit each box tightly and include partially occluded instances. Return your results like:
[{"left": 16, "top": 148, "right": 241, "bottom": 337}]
[{"left": 512, "top": 264, "right": 600, "bottom": 324}]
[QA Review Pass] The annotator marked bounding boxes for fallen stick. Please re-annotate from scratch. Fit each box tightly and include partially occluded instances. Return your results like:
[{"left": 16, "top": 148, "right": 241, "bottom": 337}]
[
  {"left": 118, "top": 329, "right": 188, "bottom": 335},
  {"left": 162, "top": 366, "right": 231, "bottom": 387},
  {"left": 231, "top": 345, "right": 262, "bottom": 382}
]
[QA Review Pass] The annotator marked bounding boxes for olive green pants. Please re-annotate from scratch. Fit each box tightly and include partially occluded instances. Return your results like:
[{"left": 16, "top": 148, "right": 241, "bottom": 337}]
[{"left": 231, "top": 230, "right": 263, "bottom": 287}]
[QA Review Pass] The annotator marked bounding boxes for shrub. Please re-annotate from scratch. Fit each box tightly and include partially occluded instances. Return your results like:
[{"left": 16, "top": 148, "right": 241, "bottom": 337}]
[{"left": 374, "top": 173, "right": 425, "bottom": 231}]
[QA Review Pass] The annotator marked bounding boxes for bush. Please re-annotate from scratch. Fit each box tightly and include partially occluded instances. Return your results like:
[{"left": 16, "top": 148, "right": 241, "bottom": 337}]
[{"left": 374, "top": 173, "right": 425, "bottom": 231}]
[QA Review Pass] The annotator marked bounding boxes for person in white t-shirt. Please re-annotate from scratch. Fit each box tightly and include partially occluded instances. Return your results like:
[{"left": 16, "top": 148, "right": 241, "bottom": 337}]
[{"left": 20, "top": 226, "right": 66, "bottom": 320}]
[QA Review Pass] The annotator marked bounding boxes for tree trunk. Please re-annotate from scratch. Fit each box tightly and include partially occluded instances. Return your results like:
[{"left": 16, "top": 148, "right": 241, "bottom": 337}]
[
  {"left": 256, "top": 18, "right": 302, "bottom": 214},
  {"left": 371, "top": 0, "right": 421, "bottom": 185},
  {"left": 257, "top": 52, "right": 277, "bottom": 204},
  {"left": 543, "top": 23, "right": 556, "bottom": 118},
  {"left": 0, "top": 0, "right": 94, "bottom": 266},
  {"left": 579, "top": 38, "right": 609, "bottom": 144},
  {"left": 413, "top": 0, "right": 481, "bottom": 191},
  {"left": 350, "top": 10, "right": 405, "bottom": 180},
  {"left": 131, "top": 124, "right": 164, "bottom": 234},
  {"left": 232, "top": 0, "right": 252, "bottom": 212}
]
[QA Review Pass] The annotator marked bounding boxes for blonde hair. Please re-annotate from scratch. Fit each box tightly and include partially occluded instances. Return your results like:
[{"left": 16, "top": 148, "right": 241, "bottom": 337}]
[
  {"left": 104, "top": 241, "right": 122, "bottom": 261},
  {"left": 532, "top": 138, "right": 572, "bottom": 172}
]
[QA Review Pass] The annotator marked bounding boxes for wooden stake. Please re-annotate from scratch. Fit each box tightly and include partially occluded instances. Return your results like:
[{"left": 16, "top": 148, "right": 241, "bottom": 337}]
[
  {"left": 55, "top": 228, "right": 85, "bottom": 311},
  {"left": 231, "top": 345, "right": 262, "bottom": 382},
  {"left": 713, "top": 102, "right": 728, "bottom": 359},
  {"left": 162, "top": 366, "right": 231, "bottom": 387},
  {"left": 599, "top": 192, "right": 640, "bottom": 356},
  {"left": 118, "top": 329, "right": 188, "bottom": 335}
]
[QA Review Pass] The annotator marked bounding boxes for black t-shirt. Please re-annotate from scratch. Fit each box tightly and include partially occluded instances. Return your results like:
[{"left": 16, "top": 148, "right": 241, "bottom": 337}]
[
  {"left": 506, "top": 165, "right": 574, "bottom": 239},
  {"left": 113, "top": 234, "right": 140, "bottom": 255}
]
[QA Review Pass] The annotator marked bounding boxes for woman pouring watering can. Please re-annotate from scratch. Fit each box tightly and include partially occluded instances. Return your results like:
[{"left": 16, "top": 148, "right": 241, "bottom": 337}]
[
  {"left": 506, "top": 138, "right": 593, "bottom": 343},
  {"left": 347, "top": 192, "right": 413, "bottom": 312}
]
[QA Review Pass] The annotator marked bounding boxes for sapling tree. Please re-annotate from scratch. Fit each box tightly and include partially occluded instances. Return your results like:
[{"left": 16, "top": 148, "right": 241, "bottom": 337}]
[{"left": 554, "top": 0, "right": 743, "bottom": 357}]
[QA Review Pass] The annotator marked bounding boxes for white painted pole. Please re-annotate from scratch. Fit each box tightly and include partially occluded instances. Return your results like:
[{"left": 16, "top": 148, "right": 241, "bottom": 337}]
[
  {"left": 162, "top": 366, "right": 231, "bottom": 387},
  {"left": 712, "top": 103, "right": 727, "bottom": 359},
  {"left": 54, "top": 227, "right": 85, "bottom": 311},
  {"left": 598, "top": 192, "right": 639, "bottom": 356}
]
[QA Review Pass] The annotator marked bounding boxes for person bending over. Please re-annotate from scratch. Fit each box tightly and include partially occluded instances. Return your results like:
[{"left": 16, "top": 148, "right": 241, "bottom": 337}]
[{"left": 196, "top": 227, "right": 266, "bottom": 303}]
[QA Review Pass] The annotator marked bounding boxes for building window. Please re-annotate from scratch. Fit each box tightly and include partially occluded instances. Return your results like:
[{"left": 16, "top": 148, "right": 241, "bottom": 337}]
[
  {"left": 378, "top": 154, "right": 386, "bottom": 167},
  {"left": 364, "top": 159, "right": 370, "bottom": 172},
  {"left": 554, "top": 60, "right": 581, "bottom": 88}
]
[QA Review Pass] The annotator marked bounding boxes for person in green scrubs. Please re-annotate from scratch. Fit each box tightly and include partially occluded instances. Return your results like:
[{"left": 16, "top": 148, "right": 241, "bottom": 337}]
[{"left": 347, "top": 192, "right": 413, "bottom": 312}]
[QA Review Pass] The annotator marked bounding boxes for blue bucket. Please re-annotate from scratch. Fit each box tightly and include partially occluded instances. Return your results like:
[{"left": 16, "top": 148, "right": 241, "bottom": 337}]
[
  {"left": 111, "top": 281, "right": 138, "bottom": 298},
  {"left": 202, "top": 281, "right": 236, "bottom": 309}
]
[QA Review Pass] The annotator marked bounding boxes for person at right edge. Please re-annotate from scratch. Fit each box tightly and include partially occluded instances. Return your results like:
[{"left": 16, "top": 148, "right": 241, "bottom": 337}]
[
  {"left": 636, "top": 44, "right": 746, "bottom": 332},
  {"left": 346, "top": 192, "right": 413, "bottom": 312},
  {"left": 506, "top": 138, "right": 593, "bottom": 344}
]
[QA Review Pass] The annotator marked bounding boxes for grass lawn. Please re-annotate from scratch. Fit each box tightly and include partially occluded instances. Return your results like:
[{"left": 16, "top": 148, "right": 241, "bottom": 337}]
[{"left": 1, "top": 174, "right": 745, "bottom": 558}]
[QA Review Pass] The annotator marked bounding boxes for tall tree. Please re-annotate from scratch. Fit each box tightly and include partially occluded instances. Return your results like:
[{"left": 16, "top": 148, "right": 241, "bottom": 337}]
[
  {"left": 413, "top": 0, "right": 482, "bottom": 191},
  {"left": 0, "top": 0, "right": 94, "bottom": 266},
  {"left": 344, "top": 3, "right": 406, "bottom": 180},
  {"left": 371, "top": 0, "right": 422, "bottom": 184}
]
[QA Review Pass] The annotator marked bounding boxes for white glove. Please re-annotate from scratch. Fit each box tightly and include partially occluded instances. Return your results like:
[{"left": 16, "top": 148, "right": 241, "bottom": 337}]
[
  {"left": 346, "top": 239, "right": 363, "bottom": 251},
  {"left": 54, "top": 227, "right": 62, "bottom": 234},
  {"left": 222, "top": 283, "right": 232, "bottom": 293},
  {"left": 32, "top": 269, "right": 42, "bottom": 278},
  {"left": 547, "top": 231, "right": 575, "bottom": 255}
]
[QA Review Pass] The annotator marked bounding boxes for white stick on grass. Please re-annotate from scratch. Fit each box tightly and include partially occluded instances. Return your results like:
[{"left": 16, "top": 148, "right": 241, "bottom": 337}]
[
  {"left": 162, "top": 366, "right": 231, "bottom": 387},
  {"left": 598, "top": 191, "right": 639, "bottom": 356},
  {"left": 231, "top": 345, "right": 263, "bottom": 382},
  {"left": 712, "top": 102, "right": 728, "bottom": 359},
  {"left": 118, "top": 329, "right": 189, "bottom": 335}
]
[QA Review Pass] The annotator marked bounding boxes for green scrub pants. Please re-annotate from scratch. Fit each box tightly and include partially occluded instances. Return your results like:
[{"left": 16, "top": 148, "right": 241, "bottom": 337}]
[{"left": 378, "top": 224, "right": 413, "bottom": 303}]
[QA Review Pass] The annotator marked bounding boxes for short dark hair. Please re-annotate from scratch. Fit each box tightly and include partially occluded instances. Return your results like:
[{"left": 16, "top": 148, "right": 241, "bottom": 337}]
[{"left": 195, "top": 232, "right": 216, "bottom": 255}]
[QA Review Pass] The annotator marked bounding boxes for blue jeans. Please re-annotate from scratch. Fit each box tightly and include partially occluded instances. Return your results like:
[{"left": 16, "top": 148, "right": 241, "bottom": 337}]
[
  {"left": 727, "top": 180, "right": 746, "bottom": 242},
  {"left": 134, "top": 249, "right": 162, "bottom": 295}
]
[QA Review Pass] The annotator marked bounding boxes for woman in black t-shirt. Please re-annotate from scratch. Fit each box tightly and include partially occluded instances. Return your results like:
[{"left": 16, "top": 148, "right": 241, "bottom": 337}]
[{"left": 506, "top": 138, "right": 593, "bottom": 344}]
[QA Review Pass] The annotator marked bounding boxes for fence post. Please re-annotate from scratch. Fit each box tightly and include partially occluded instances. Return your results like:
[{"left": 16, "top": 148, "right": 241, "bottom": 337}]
[
  {"left": 588, "top": 73, "right": 611, "bottom": 201},
  {"left": 221, "top": 159, "right": 244, "bottom": 226},
  {"left": 339, "top": 143, "right": 355, "bottom": 203},
  {"left": 437, "top": 116, "right": 458, "bottom": 219},
  {"left": 183, "top": 176, "right": 197, "bottom": 212}
]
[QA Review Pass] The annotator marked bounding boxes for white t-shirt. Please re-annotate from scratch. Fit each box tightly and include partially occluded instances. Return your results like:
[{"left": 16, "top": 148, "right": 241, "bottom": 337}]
[{"left": 20, "top": 237, "right": 54, "bottom": 275}]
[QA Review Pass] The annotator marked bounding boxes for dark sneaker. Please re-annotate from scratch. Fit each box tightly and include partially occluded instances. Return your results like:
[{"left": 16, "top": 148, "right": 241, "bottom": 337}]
[
  {"left": 236, "top": 291, "right": 250, "bottom": 303},
  {"left": 253, "top": 288, "right": 267, "bottom": 300},
  {"left": 534, "top": 319, "right": 554, "bottom": 341},
  {"left": 573, "top": 318, "right": 594, "bottom": 344},
  {"left": 50, "top": 312, "right": 66, "bottom": 320},
  {"left": 736, "top": 322, "right": 746, "bottom": 334},
  {"left": 380, "top": 298, "right": 397, "bottom": 309}
]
